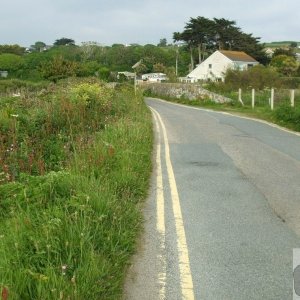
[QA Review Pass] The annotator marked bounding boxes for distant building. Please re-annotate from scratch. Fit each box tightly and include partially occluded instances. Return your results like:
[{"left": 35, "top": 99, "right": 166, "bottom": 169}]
[
  {"left": 181, "top": 50, "right": 259, "bottom": 82},
  {"left": 0, "top": 71, "right": 8, "bottom": 78},
  {"left": 117, "top": 71, "right": 135, "bottom": 80},
  {"left": 142, "top": 73, "right": 168, "bottom": 82},
  {"left": 264, "top": 48, "right": 275, "bottom": 58}
]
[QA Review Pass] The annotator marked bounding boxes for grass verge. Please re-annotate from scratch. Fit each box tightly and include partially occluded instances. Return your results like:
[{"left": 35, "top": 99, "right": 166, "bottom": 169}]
[{"left": 0, "top": 80, "right": 153, "bottom": 299}]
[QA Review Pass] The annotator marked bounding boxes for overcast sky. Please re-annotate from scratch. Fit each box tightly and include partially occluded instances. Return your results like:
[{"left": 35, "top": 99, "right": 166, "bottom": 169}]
[{"left": 1, "top": 0, "right": 299, "bottom": 47}]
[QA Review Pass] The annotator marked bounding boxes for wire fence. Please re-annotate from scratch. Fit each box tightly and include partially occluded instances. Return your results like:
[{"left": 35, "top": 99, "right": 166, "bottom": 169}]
[{"left": 229, "top": 88, "right": 300, "bottom": 109}]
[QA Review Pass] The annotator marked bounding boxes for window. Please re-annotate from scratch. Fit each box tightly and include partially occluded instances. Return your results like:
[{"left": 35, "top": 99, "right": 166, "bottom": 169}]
[
  {"left": 209, "top": 64, "right": 212, "bottom": 69},
  {"left": 247, "top": 64, "right": 254, "bottom": 68}
]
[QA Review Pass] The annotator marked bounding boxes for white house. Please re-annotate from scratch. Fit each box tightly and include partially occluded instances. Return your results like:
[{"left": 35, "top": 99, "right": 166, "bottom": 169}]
[
  {"left": 184, "top": 50, "right": 259, "bottom": 82},
  {"left": 142, "top": 73, "right": 168, "bottom": 82}
]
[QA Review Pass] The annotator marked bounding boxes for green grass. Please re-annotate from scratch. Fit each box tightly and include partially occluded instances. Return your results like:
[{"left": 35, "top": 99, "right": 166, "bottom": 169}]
[{"left": 0, "top": 80, "right": 153, "bottom": 299}]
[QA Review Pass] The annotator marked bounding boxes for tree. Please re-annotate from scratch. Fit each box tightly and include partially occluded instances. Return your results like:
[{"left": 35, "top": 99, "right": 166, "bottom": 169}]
[
  {"left": 173, "top": 31, "right": 195, "bottom": 71},
  {"left": 153, "top": 63, "right": 166, "bottom": 73},
  {"left": 40, "top": 55, "right": 78, "bottom": 82},
  {"left": 31, "top": 41, "right": 46, "bottom": 52},
  {"left": 273, "top": 48, "right": 295, "bottom": 58},
  {"left": 158, "top": 38, "right": 167, "bottom": 47},
  {"left": 174, "top": 16, "right": 268, "bottom": 66},
  {"left": 213, "top": 18, "right": 237, "bottom": 50},
  {"left": 54, "top": 38, "right": 75, "bottom": 46},
  {"left": 290, "top": 41, "right": 298, "bottom": 48},
  {"left": 80, "top": 41, "right": 101, "bottom": 61},
  {"left": 270, "top": 55, "right": 298, "bottom": 76},
  {"left": 183, "top": 17, "right": 215, "bottom": 63}
]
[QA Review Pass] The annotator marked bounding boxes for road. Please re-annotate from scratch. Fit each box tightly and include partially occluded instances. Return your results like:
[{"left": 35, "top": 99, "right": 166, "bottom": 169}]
[{"left": 124, "top": 98, "right": 300, "bottom": 300}]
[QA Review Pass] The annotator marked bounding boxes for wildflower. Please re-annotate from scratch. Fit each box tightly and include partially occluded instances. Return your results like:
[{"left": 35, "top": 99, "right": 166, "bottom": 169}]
[
  {"left": 1, "top": 286, "right": 8, "bottom": 300},
  {"left": 71, "top": 275, "right": 76, "bottom": 284},
  {"left": 61, "top": 264, "right": 67, "bottom": 275}
]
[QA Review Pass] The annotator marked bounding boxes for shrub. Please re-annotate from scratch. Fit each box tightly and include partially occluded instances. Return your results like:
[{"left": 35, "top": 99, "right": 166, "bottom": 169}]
[
  {"left": 224, "top": 65, "right": 280, "bottom": 90},
  {"left": 274, "top": 105, "right": 300, "bottom": 130}
]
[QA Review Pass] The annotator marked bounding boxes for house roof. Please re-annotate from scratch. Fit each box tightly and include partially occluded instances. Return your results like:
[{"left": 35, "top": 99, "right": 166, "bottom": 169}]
[{"left": 219, "top": 50, "right": 258, "bottom": 62}]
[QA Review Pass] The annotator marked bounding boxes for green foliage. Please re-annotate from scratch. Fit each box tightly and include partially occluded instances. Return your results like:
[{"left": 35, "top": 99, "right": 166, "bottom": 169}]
[
  {"left": 40, "top": 56, "right": 78, "bottom": 82},
  {"left": 0, "top": 40, "right": 192, "bottom": 81},
  {"left": 54, "top": 38, "right": 76, "bottom": 46},
  {"left": 70, "top": 82, "right": 113, "bottom": 108},
  {"left": 0, "top": 54, "right": 24, "bottom": 71},
  {"left": 224, "top": 65, "right": 280, "bottom": 90},
  {"left": 0, "top": 80, "right": 152, "bottom": 299},
  {"left": 290, "top": 42, "right": 298, "bottom": 48},
  {"left": 274, "top": 105, "right": 300, "bottom": 130},
  {"left": 77, "top": 61, "right": 100, "bottom": 77},
  {"left": 270, "top": 55, "right": 299, "bottom": 76},
  {"left": 0, "top": 44, "right": 25, "bottom": 55},
  {"left": 157, "top": 38, "right": 167, "bottom": 47},
  {"left": 0, "top": 79, "right": 49, "bottom": 94},
  {"left": 273, "top": 47, "right": 296, "bottom": 57},
  {"left": 174, "top": 16, "right": 267, "bottom": 64},
  {"left": 98, "top": 67, "right": 111, "bottom": 81},
  {"left": 30, "top": 41, "right": 46, "bottom": 52}
]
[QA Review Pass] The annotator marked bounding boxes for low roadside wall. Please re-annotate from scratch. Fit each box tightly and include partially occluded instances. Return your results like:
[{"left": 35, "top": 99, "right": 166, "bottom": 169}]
[{"left": 140, "top": 82, "right": 232, "bottom": 103}]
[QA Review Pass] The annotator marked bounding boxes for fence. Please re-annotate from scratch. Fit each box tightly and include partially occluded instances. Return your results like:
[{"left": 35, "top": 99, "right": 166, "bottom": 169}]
[{"left": 233, "top": 88, "right": 300, "bottom": 109}]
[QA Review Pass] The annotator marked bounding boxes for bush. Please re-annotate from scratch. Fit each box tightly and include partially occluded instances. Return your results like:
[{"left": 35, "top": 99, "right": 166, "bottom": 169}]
[
  {"left": 224, "top": 65, "right": 280, "bottom": 90},
  {"left": 274, "top": 105, "right": 300, "bottom": 130}
]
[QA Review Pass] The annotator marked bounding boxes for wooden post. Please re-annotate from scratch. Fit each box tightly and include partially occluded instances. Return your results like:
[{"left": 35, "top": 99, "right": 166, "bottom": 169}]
[
  {"left": 238, "top": 88, "right": 244, "bottom": 106},
  {"left": 252, "top": 89, "right": 255, "bottom": 109},
  {"left": 271, "top": 88, "right": 274, "bottom": 110},
  {"left": 134, "top": 72, "right": 137, "bottom": 95},
  {"left": 291, "top": 89, "right": 295, "bottom": 107}
]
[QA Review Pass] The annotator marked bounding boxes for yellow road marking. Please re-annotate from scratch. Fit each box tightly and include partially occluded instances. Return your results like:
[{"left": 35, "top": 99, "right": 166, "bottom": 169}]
[{"left": 151, "top": 107, "right": 195, "bottom": 300}]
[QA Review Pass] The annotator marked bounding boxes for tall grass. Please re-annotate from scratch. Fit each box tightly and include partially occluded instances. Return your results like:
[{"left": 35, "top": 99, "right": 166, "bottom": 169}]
[{"left": 0, "top": 80, "right": 152, "bottom": 299}]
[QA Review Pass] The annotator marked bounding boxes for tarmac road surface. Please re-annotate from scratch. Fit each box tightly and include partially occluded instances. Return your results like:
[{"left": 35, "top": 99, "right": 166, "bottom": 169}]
[{"left": 124, "top": 98, "right": 300, "bottom": 300}]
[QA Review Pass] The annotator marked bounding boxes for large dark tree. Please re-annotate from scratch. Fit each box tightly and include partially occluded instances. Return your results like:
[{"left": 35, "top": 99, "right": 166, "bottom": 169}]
[
  {"left": 54, "top": 38, "right": 75, "bottom": 46},
  {"left": 174, "top": 16, "right": 268, "bottom": 67},
  {"left": 184, "top": 17, "right": 215, "bottom": 63},
  {"left": 173, "top": 31, "right": 195, "bottom": 70}
]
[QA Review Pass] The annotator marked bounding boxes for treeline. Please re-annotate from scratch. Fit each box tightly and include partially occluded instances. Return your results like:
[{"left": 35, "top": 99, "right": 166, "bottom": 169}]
[
  {"left": 1, "top": 16, "right": 300, "bottom": 83},
  {"left": 0, "top": 39, "right": 191, "bottom": 82}
]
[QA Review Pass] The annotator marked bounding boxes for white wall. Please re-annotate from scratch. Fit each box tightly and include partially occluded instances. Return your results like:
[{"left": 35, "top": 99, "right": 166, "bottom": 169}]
[
  {"left": 188, "top": 51, "right": 232, "bottom": 81},
  {"left": 187, "top": 51, "right": 258, "bottom": 82}
]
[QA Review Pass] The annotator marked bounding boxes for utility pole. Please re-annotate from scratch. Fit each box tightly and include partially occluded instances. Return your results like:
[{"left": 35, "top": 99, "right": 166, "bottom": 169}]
[
  {"left": 132, "top": 59, "right": 142, "bottom": 95},
  {"left": 175, "top": 45, "right": 179, "bottom": 76}
]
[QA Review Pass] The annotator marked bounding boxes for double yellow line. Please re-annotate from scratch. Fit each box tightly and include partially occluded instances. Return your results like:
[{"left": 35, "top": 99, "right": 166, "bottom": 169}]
[{"left": 150, "top": 107, "right": 195, "bottom": 300}]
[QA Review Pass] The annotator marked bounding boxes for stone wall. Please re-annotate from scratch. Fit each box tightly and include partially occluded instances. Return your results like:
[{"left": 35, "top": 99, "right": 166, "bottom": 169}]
[{"left": 140, "top": 82, "right": 232, "bottom": 103}]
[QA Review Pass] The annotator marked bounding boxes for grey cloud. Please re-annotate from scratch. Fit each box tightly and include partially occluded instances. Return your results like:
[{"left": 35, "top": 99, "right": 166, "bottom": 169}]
[{"left": 0, "top": 0, "right": 299, "bottom": 46}]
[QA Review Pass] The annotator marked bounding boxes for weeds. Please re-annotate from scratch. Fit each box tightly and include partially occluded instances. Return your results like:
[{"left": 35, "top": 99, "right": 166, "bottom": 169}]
[{"left": 0, "top": 80, "right": 152, "bottom": 299}]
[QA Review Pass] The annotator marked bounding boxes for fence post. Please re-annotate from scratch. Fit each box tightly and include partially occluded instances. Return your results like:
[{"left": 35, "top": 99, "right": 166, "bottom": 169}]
[
  {"left": 271, "top": 88, "right": 274, "bottom": 110},
  {"left": 252, "top": 89, "right": 255, "bottom": 109},
  {"left": 238, "top": 88, "right": 244, "bottom": 106},
  {"left": 291, "top": 89, "right": 295, "bottom": 107}
]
